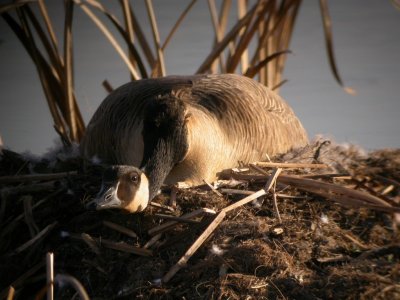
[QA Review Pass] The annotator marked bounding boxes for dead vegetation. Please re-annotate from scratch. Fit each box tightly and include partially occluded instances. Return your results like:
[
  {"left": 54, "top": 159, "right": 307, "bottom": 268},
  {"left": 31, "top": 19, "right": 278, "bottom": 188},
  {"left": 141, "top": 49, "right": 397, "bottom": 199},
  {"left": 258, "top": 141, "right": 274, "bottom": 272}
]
[{"left": 0, "top": 140, "right": 399, "bottom": 299}]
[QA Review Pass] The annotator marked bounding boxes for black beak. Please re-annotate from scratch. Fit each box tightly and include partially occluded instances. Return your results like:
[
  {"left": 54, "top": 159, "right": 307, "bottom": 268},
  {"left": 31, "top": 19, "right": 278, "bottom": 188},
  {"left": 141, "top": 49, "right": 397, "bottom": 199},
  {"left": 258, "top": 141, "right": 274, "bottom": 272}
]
[{"left": 94, "top": 187, "right": 122, "bottom": 210}]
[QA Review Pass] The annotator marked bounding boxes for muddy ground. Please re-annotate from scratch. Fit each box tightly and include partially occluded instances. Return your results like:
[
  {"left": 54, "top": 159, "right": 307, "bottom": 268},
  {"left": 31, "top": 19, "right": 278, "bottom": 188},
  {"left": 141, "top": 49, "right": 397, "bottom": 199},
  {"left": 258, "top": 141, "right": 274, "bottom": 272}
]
[{"left": 0, "top": 141, "right": 399, "bottom": 299}]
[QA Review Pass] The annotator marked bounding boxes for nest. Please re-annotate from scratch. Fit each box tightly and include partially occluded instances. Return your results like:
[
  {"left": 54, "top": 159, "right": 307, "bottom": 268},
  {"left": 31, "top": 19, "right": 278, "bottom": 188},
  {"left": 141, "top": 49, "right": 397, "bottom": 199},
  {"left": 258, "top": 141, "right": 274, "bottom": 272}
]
[{"left": 0, "top": 140, "right": 399, "bottom": 299}]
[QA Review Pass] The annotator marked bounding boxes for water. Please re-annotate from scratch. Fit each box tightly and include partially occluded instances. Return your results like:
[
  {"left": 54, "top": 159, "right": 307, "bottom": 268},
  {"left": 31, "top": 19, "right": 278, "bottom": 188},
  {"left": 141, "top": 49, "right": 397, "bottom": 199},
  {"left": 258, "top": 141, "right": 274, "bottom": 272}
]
[{"left": 0, "top": 0, "right": 399, "bottom": 155}]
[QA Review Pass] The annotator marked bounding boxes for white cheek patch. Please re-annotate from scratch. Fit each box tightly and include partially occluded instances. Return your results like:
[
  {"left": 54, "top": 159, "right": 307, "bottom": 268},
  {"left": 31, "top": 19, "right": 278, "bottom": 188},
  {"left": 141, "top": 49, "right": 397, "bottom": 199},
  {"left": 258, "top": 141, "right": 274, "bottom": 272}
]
[
  {"left": 125, "top": 173, "right": 150, "bottom": 213},
  {"left": 113, "top": 181, "right": 122, "bottom": 202}
]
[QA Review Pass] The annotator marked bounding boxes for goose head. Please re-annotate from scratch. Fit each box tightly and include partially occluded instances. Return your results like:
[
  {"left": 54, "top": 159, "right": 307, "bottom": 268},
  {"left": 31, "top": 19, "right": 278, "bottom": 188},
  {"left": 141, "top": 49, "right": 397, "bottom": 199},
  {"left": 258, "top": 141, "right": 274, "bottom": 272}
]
[{"left": 94, "top": 165, "right": 149, "bottom": 213}]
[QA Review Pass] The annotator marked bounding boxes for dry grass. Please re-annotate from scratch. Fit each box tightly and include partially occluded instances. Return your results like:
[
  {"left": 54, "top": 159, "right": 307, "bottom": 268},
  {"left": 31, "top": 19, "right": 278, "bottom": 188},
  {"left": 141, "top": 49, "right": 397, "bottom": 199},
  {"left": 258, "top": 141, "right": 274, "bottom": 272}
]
[{"left": 0, "top": 141, "right": 399, "bottom": 299}]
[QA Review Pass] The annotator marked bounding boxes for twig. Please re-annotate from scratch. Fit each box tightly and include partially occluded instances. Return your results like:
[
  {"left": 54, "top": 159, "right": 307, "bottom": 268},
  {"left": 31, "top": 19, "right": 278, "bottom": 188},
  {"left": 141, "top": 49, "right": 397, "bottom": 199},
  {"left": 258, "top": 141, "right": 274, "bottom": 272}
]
[
  {"left": 302, "top": 173, "right": 351, "bottom": 180},
  {"left": 68, "top": 233, "right": 152, "bottom": 256},
  {"left": 7, "top": 221, "right": 58, "bottom": 256},
  {"left": 0, "top": 261, "right": 45, "bottom": 299},
  {"left": 102, "top": 80, "right": 113, "bottom": 93},
  {"left": 148, "top": 208, "right": 216, "bottom": 236},
  {"left": 272, "top": 187, "right": 282, "bottom": 223},
  {"left": 220, "top": 188, "right": 254, "bottom": 196},
  {"left": 23, "top": 195, "right": 39, "bottom": 237},
  {"left": 81, "top": 233, "right": 101, "bottom": 255},
  {"left": 0, "top": 171, "right": 78, "bottom": 184},
  {"left": 46, "top": 252, "right": 54, "bottom": 300},
  {"left": 2, "top": 189, "right": 64, "bottom": 235},
  {"left": 99, "top": 239, "right": 152, "bottom": 256},
  {"left": 6, "top": 286, "right": 14, "bottom": 300},
  {"left": 162, "top": 210, "right": 226, "bottom": 283},
  {"left": 223, "top": 168, "right": 282, "bottom": 213},
  {"left": 1, "top": 182, "right": 57, "bottom": 195},
  {"left": 154, "top": 213, "right": 201, "bottom": 224},
  {"left": 342, "top": 232, "right": 370, "bottom": 250},
  {"left": 316, "top": 255, "right": 351, "bottom": 264},
  {"left": 169, "top": 185, "right": 178, "bottom": 208},
  {"left": 143, "top": 233, "right": 163, "bottom": 249},
  {"left": 55, "top": 274, "right": 89, "bottom": 300},
  {"left": 103, "top": 220, "right": 138, "bottom": 238},
  {"left": 203, "top": 179, "right": 223, "bottom": 197},
  {"left": 354, "top": 244, "right": 400, "bottom": 261},
  {"left": 149, "top": 201, "right": 175, "bottom": 212},
  {"left": 254, "top": 162, "right": 328, "bottom": 169}
]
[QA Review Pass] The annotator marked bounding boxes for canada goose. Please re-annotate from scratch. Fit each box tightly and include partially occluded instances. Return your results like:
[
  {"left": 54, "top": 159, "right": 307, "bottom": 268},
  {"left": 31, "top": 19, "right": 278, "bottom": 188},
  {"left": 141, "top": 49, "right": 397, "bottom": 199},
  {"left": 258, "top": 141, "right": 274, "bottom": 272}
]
[{"left": 81, "top": 74, "right": 308, "bottom": 212}]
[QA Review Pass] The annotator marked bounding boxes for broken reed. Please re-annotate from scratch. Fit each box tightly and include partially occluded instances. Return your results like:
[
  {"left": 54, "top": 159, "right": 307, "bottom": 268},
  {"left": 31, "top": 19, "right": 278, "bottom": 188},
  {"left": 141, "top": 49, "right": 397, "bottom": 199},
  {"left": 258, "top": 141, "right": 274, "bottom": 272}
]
[{"left": 0, "top": 0, "right": 348, "bottom": 144}]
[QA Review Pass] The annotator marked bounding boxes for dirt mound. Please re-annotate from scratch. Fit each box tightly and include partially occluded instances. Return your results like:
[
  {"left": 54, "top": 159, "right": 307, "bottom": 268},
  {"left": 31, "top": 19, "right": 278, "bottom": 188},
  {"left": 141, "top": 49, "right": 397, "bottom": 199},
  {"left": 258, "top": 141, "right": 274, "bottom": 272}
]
[{"left": 0, "top": 141, "right": 399, "bottom": 299}]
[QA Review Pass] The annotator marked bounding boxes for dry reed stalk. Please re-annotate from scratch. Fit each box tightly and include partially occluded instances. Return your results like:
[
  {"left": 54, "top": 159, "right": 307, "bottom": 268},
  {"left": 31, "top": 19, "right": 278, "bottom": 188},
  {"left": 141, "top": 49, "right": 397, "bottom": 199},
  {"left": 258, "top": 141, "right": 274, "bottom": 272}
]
[
  {"left": 84, "top": 0, "right": 148, "bottom": 78},
  {"left": 224, "top": 168, "right": 282, "bottom": 212},
  {"left": 226, "top": 1, "right": 269, "bottom": 73},
  {"left": 8, "top": 221, "right": 58, "bottom": 256},
  {"left": 0, "top": 261, "right": 44, "bottom": 299},
  {"left": 1, "top": 2, "right": 85, "bottom": 143},
  {"left": 46, "top": 252, "right": 54, "bottom": 300},
  {"left": 145, "top": 0, "right": 165, "bottom": 77},
  {"left": 99, "top": 239, "right": 152, "bottom": 256},
  {"left": 216, "top": 0, "right": 234, "bottom": 56},
  {"left": 196, "top": 3, "right": 258, "bottom": 74},
  {"left": 220, "top": 188, "right": 254, "bottom": 196},
  {"left": 6, "top": 286, "right": 14, "bottom": 300},
  {"left": 68, "top": 232, "right": 152, "bottom": 256},
  {"left": 237, "top": 1, "right": 249, "bottom": 73},
  {"left": 245, "top": 50, "right": 291, "bottom": 78},
  {"left": 272, "top": 184, "right": 282, "bottom": 223},
  {"left": 1, "top": 182, "right": 57, "bottom": 195},
  {"left": 302, "top": 173, "right": 351, "bottom": 180},
  {"left": 103, "top": 220, "right": 138, "bottom": 238},
  {"left": 122, "top": 3, "right": 155, "bottom": 68},
  {"left": 319, "top": 0, "right": 355, "bottom": 94},
  {"left": 120, "top": 0, "right": 135, "bottom": 80},
  {"left": 154, "top": 213, "right": 201, "bottom": 224},
  {"left": 63, "top": 0, "right": 77, "bottom": 141},
  {"left": 22, "top": 195, "right": 39, "bottom": 237},
  {"left": 81, "top": 233, "right": 101, "bottom": 255},
  {"left": 149, "top": 201, "right": 175, "bottom": 212},
  {"left": 143, "top": 233, "right": 163, "bottom": 249},
  {"left": 38, "top": 0, "right": 61, "bottom": 65},
  {"left": 1, "top": 189, "right": 64, "bottom": 237},
  {"left": 0, "top": 1, "right": 35, "bottom": 13},
  {"left": 279, "top": 175, "right": 392, "bottom": 208},
  {"left": 0, "top": 171, "right": 78, "bottom": 184},
  {"left": 207, "top": 0, "right": 225, "bottom": 73},
  {"left": 228, "top": 171, "right": 398, "bottom": 213},
  {"left": 102, "top": 79, "right": 114, "bottom": 93},
  {"left": 162, "top": 0, "right": 197, "bottom": 51},
  {"left": 74, "top": 0, "right": 140, "bottom": 80}
]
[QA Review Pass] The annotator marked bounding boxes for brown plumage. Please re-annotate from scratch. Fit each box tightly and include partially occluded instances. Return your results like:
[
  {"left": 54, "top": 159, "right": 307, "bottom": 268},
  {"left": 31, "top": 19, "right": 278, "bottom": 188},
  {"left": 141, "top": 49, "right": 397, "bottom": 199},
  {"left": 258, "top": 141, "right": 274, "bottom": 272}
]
[{"left": 81, "top": 74, "right": 308, "bottom": 212}]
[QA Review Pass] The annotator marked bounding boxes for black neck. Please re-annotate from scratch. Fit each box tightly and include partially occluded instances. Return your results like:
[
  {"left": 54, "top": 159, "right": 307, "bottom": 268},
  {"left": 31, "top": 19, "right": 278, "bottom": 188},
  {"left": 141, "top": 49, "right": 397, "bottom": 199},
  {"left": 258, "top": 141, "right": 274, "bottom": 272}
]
[
  {"left": 140, "top": 95, "right": 189, "bottom": 200},
  {"left": 142, "top": 139, "right": 175, "bottom": 200}
]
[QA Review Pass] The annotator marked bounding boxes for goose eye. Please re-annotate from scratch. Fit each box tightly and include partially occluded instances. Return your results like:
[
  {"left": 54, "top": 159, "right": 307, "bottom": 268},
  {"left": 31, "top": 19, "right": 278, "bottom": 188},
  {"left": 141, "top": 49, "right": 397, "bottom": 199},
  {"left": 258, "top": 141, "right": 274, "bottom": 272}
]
[{"left": 130, "top": 174, "right": 139, "bottom": 183}]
